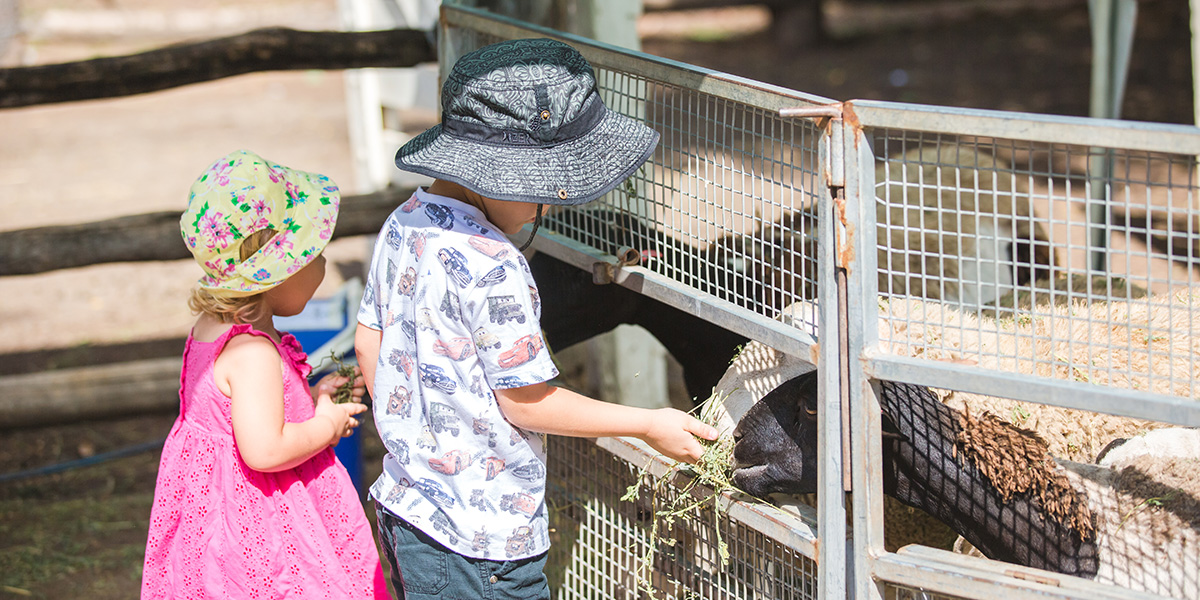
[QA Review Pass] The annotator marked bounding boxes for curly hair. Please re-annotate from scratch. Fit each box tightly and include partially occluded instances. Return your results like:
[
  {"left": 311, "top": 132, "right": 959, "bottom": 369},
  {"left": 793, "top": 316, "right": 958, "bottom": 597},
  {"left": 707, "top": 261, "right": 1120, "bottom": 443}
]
[{"left": 187, "top": 229, "right": 278, "bottom": 323}]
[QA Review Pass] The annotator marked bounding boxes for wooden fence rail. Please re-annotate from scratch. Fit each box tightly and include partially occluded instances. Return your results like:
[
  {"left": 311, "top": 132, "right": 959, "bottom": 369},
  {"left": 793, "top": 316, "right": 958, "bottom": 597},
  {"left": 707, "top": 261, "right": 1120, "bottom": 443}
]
[
  {"left": 0, "top": 186, "right": 414, "bottom": 276},
  {"left": 0, "top": 27, "right": 434, "bottom": 427},
  {"left": 0, "top": 27, "right": 436, "bottom": 108}
]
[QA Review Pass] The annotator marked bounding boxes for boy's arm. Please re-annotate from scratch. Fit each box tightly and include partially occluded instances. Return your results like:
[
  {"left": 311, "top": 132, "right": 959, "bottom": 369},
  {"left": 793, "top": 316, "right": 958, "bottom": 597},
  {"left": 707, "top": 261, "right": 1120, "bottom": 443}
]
[
  {"left": 494, "top": 383, "right": 717, "bottom": 464},
  {"left": 354, "top": 323, "right": 383, "bottom": 397}
]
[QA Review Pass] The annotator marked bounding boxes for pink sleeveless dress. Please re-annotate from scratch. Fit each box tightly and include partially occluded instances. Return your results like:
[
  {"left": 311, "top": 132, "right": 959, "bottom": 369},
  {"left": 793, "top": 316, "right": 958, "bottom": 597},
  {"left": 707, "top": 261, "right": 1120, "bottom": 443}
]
[{"left": 141, "top": 324, "right": 388, "bottom": 599}]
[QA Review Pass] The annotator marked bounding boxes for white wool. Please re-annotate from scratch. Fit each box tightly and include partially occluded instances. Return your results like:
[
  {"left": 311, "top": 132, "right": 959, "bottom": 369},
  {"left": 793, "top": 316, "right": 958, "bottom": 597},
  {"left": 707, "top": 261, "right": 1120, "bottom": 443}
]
[
  {"left": 705, "top": 301, "right": 819, "bottom": 435},
  {"left": 1097, "top": 427, "right": 1200, "bottom": 469},
  {"left": 1059, "top": 459, "right": 1200, "bottom": 598}
]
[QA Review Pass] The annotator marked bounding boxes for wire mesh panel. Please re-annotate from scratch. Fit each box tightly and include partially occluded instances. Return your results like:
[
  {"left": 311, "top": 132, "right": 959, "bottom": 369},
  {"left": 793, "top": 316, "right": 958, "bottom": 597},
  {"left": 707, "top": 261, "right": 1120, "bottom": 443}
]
[
  {"left": 442, "top": 5, "right": 834, "bottom": 347},
  {"left": 440, "top": 7, "right": 1200, "bottom": 600},
  {"left": 441, "top": 8, "right": 831, "bottom": 599},
  {"left": 547, "top": 435, "right": 818, "bottom": 600},
  {"left": 864, "top": 126, "right": 1200, "bottom": 412},
  {"left": 849, "top": 105, "right": 1200, "bottom": 600},
  {"left": 537, "top": 74, "right": 824, "bottom": 331}
]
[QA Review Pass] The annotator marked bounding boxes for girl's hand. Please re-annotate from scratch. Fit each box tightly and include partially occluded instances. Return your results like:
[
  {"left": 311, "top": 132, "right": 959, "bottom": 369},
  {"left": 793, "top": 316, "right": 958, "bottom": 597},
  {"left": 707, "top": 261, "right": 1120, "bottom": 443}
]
[
  {"left": 643, "top": 408, "right": 719, "bottom": 464},
  {"left": 314, "top": 392, "right": 368, "bottom": 446},
  {"left": 312, "top": 367, "right": 366, "bottom": 404}
]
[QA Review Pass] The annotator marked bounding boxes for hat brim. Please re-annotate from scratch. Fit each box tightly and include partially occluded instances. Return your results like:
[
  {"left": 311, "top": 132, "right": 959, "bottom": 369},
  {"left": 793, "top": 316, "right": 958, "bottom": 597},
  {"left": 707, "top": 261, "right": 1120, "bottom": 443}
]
[
  {"left": 189, "top": 155, "right": 340, "bottom": 298},
  {"left": 394, "top": 108, "right": 659, "bottom": 206}
]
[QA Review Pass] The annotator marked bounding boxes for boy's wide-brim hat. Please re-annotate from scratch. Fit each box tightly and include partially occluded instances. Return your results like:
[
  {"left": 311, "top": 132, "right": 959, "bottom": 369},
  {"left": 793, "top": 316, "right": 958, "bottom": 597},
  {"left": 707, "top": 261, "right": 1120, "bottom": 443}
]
[
  {"left": 180, "top": 150, "right": 340, "bottom": 297},
  {"left": 395, "top": 38, "right": 659, "bottom": 206}
]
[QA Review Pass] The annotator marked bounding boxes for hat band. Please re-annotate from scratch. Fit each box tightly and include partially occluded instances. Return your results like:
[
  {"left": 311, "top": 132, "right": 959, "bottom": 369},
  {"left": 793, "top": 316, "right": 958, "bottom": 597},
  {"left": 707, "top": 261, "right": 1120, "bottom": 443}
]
[{"left": 441, "top": 93, "right": 607, "bottom": 148}]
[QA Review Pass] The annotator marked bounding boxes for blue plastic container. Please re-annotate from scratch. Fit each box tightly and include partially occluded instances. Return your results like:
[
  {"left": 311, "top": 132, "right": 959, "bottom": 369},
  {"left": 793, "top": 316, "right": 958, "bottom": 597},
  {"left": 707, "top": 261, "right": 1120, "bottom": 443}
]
[{"left": 275, "top": 279, "right": 366, "bottom": 495}]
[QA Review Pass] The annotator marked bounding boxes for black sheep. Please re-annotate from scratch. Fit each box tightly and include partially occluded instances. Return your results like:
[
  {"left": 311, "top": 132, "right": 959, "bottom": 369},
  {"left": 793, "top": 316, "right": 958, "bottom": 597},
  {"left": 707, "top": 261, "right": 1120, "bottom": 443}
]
[{"left": 530, "top": 209, "right": 751, "bottom": 404}]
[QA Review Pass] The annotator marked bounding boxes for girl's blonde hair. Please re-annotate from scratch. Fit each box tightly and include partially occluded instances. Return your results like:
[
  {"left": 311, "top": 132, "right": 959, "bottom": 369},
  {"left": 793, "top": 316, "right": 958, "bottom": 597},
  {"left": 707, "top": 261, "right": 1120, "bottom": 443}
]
[{"left": 188, "top": 229, "right": 278, "bottom": 323}]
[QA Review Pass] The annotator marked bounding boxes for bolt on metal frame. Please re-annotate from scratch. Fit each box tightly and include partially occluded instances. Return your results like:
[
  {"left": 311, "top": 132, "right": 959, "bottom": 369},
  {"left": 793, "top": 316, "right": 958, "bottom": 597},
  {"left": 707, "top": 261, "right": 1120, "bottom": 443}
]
[{"left": 442, "top": 5, "right": 1200, "bottom": 600}]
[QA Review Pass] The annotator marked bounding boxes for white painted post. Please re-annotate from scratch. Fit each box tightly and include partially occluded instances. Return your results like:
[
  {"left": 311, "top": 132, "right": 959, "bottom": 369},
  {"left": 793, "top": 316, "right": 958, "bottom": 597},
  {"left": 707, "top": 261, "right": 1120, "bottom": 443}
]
[
  {"left": 337, "top": 0, "right": 440, "bottom": 194},
  {"left": 564, "top": 0, "right": 674, "bottom": 410},
  {"left": 1086, "top": 0, "right": 1137, "bottom": 273},
  {"left": 0, "top": 0, "right": 19, "bottom": 66}
]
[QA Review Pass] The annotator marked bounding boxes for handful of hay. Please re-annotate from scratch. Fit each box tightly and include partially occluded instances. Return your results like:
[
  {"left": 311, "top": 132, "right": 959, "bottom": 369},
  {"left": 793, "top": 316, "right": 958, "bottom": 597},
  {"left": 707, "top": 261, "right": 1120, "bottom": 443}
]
[
  {"left": 620, "top": 392, "right": 742, "bottom": 597},
  {"left": 323, "top": 350, "right": 357, "bottom": 404}
]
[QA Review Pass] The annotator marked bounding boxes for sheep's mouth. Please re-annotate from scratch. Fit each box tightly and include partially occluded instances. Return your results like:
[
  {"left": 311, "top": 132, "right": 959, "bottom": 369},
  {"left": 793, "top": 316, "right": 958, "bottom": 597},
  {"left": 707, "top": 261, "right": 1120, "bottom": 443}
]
[{"left": 731, "top": 464, "right": 767, "bottom": 479}]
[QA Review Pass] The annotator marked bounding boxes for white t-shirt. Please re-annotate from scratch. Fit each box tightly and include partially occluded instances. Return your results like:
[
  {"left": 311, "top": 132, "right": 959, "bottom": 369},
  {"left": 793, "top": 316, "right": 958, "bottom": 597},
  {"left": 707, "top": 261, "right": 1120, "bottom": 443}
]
[{"left": 358, "top": 188, "right": 558, "bottom": 560}]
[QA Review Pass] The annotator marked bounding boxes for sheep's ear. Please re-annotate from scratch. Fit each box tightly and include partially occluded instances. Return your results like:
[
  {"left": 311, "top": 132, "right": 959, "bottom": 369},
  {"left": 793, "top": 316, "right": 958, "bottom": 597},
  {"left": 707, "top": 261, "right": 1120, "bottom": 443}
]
[{"left": 1094, "top": 437, "right": 1128, "bottom": 465}]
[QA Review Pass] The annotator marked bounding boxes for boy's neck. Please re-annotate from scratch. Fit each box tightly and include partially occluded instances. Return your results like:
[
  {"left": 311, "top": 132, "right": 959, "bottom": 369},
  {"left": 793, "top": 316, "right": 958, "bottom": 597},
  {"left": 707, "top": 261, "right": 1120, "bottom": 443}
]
[{"left": 427, "top": 180, "right": 487, "bottom": 214}]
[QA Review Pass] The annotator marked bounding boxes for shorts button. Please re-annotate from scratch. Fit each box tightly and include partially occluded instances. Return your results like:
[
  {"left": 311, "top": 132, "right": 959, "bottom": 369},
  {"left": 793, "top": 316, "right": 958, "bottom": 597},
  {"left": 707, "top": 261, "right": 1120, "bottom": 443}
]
[
  {"left": 490, "top": 575, "right": 499, "bottom": 584},
  {"left": 557, "top": 188, "right": 568, "bottom": 200}
]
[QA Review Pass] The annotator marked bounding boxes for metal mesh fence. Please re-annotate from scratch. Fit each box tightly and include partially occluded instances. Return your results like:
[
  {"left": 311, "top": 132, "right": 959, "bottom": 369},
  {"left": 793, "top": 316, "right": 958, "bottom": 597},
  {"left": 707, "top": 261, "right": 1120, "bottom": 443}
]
[
  {"left": 544, "top": 74, "right": 823, "bottom": 324},
  {"left": 442, "top": 6, "right": 1200, "bottom": 600},
  {"left": 546, "top": 435, "right": 818, "bottom": 600},
  {"left": 443, "top": 16, "right": 827, "bottom": 598},
  {"left": 869, "top": 131, "right": 1200, "bottom": 401}
]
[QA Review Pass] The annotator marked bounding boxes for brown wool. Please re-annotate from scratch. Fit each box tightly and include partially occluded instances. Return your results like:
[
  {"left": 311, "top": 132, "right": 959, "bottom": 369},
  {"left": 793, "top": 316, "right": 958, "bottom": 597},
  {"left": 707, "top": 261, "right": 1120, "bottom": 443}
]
[{"left": 956, "top": 408, "right": 1096, "bottom": 539}]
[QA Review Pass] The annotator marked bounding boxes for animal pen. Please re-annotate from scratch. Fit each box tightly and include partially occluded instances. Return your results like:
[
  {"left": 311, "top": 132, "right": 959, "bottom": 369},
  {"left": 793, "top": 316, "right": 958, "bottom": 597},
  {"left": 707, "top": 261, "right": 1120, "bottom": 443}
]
[
  {"left": 3, "top": 3, "right": 1196, "bottom": 598},
  {"left": 437, "top": 5, "right": 1200, "bottom": 600}
]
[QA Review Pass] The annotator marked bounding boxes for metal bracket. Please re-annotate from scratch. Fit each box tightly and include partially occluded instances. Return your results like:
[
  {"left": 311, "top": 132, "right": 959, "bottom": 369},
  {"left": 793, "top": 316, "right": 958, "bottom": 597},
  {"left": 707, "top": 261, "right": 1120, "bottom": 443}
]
[{"left": 591, "top": 246, "right": 641, "bottom": 285}]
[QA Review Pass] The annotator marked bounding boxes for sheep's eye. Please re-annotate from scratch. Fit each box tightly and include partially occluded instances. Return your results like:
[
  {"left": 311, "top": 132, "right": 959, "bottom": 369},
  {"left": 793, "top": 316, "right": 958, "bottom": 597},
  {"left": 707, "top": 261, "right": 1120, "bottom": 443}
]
[{"left": 802, "top": 396, "right": 818, "bottom": 416}]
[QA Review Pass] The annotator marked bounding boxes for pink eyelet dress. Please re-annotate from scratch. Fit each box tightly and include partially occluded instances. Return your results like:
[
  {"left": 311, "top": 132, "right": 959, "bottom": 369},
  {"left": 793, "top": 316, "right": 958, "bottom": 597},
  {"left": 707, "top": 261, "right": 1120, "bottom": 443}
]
[{"left": 141, "top": 324, "right": 388, "bottom": 599}]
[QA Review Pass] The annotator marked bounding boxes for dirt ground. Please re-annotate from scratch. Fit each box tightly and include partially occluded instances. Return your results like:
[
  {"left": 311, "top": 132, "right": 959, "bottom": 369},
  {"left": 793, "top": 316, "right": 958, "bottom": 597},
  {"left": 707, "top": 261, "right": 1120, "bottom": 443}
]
[{"left": 0, "top": 0, "right": 1194, "bottom": 597}]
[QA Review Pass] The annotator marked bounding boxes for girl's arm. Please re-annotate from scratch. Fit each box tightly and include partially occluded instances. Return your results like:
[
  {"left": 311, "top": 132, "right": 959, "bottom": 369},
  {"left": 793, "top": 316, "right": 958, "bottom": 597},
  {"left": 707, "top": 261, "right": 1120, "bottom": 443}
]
[
  {"left": 494, "top": 382, "right": 717, "bottom": 464},
  {"left": 219, "top": 333, "right": 367, "bottom": 472}
]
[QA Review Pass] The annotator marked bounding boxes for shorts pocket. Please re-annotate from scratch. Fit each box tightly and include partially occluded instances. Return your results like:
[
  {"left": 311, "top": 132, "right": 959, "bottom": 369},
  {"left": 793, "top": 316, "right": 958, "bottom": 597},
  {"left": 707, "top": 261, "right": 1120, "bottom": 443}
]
[{"left": 391, "top": 518, "right": 449, "bottom": 595}]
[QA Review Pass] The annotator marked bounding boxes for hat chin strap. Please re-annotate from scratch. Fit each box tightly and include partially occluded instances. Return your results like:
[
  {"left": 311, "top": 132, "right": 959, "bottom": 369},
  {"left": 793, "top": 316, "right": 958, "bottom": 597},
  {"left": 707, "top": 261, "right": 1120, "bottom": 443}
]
[{"left": 518, "top": 203, "right": 543, "bottom": 252}]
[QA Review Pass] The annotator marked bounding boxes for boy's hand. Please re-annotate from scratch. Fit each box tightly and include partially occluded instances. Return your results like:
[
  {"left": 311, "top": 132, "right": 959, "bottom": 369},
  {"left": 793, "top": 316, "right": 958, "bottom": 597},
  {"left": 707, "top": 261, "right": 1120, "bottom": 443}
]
[
  {"left": 643, "top": 408, "right": 719, "bottom": 464},
  {"left": 314, "top": 393, "right": 368, "bottom": 446}
]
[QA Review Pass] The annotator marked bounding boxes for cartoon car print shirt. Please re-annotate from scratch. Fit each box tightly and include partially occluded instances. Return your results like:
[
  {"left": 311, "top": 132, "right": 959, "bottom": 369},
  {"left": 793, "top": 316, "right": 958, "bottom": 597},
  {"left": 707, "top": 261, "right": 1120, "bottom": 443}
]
[{"left": 358, "top": 188, "right": 558, "bottom": 560}]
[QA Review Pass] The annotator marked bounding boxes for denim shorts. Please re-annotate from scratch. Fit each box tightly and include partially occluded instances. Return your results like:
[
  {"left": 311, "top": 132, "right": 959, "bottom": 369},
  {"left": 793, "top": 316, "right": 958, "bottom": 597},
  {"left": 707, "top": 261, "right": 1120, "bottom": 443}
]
[{"left": 375, "top": 504, "right": 551, "bottom": 600}]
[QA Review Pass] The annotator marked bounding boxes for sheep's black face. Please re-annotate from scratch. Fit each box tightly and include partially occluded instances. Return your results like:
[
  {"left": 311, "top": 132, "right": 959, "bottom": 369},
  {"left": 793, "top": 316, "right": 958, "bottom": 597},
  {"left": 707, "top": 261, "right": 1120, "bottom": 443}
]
[{"left": 731, "top": 371, "right": 820, "bottom": 498}]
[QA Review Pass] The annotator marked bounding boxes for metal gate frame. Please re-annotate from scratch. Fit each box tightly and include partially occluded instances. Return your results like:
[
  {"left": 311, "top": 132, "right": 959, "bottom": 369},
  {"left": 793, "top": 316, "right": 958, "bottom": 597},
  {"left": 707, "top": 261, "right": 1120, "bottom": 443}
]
[
  {"left": 841, "top": 103, "right": 1200, "bottom": 600},
  {"left": 441, "top": 6, "right": 1200, "bottom": 600}
]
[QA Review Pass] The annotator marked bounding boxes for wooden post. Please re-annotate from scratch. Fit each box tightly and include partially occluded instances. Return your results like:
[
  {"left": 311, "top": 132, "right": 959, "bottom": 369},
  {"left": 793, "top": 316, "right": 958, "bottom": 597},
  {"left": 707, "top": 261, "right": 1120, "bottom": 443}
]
[{"left": 0, "top": 357, "right": 182, "bottom": 429}]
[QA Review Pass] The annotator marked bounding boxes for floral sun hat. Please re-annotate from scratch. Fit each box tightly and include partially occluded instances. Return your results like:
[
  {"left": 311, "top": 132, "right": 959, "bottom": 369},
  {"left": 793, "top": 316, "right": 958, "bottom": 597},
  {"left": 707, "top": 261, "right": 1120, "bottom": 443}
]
[
  {"left": 394, "top": 38, "right": 660, "bottom": 206},
  {"left": 180, "top": 150, "right": 340, "bottom": 297}
]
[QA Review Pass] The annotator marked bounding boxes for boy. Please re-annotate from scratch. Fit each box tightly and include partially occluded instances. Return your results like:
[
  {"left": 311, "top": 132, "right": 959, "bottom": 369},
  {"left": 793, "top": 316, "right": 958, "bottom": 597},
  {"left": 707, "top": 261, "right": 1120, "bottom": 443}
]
[{"left": 355, "top": 38, "right": 716, "bottom": 599}]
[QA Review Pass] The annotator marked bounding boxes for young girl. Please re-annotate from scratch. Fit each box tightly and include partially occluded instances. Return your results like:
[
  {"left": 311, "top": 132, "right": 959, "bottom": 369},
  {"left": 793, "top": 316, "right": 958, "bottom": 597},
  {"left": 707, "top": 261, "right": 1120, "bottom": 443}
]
[{"left": 142, "top": 150, "right": 389, "bottom": 599}]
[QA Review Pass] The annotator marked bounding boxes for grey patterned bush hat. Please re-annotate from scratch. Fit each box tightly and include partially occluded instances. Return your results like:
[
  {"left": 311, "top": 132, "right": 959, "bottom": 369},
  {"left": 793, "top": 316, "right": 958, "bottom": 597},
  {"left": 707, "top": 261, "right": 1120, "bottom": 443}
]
[{"left": 395, "top": 38, "right": 659, "bottom": 206}]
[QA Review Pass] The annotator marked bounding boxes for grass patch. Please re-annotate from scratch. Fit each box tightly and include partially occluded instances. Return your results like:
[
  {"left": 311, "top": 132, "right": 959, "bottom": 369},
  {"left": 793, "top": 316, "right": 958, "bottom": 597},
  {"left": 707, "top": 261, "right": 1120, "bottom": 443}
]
[{"left": 0, "top": 492, "right": 153, "bottom": 598}]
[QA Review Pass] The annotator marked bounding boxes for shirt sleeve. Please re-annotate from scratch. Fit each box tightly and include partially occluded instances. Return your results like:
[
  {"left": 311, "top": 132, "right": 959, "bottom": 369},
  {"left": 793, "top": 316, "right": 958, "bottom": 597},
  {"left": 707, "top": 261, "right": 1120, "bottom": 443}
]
[
  {"left": 357, "top": 217, "right": 399, "bottom": 331},
  {"left": 457, "top": 238, "right": 558, "bottom": 390}
]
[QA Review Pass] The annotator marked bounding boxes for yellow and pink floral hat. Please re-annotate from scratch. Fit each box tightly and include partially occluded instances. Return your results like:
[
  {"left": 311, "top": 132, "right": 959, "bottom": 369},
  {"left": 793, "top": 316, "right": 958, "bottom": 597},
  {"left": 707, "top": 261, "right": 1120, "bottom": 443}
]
[{"left": 181, "top": 150, "right": 340, "bottom": 297}]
